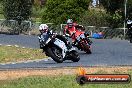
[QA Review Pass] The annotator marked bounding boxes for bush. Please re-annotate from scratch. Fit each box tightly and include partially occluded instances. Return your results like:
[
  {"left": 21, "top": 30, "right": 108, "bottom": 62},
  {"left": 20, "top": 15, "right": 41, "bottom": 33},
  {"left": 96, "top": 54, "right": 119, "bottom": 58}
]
[
  {"left": 80, "top": 9, "right": 123, "bottom": 28},
  {"left": 80, "top": 10, "right": 109, "bottom": 27},
  {"left": 42, "top": 0, "right": 91, "bottom": 24},
  {"left": 2, "top": 0, "right": 32, "bottom": 20},
  {"left": 106, "top": 12, "right": 123, "bottom": 28}
]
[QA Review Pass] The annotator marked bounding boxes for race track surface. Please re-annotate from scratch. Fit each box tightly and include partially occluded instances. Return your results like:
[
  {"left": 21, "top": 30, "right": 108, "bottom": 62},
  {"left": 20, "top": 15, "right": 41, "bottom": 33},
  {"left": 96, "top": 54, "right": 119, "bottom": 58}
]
[{"left": 0, "top": 34, "right": 132, "bottom": 69}]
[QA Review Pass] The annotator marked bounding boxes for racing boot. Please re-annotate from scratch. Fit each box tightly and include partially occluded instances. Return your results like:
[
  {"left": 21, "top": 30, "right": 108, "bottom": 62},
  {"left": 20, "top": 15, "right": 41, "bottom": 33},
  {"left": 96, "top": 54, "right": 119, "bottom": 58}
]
[
  {"left": 72, "top": 40, "right": 78, "bottom": 47},
  {"left": 67, "top": 42, "right": 72, "bottom": 49}
]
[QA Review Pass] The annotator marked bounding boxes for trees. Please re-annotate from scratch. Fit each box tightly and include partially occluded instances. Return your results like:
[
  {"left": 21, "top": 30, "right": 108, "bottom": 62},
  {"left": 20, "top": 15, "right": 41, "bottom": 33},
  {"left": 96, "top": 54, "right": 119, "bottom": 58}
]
[
  {"left": 2, "top": 0, "right": 32, "bottom": 21},
  {"left": 32, "top": 0, "right": 47, "bottom": 8},
  {"left": 1, "top": 0, "right": 32, "bottom": 34},
  {"left": 100, "top": 0, "right": 132, "bottom": 16},
  {"left": 127, "top": 0, "right": 132, "bottom": 18},
  {"left": 100, "top": 0, "right": 124, "bottom": 14},
  {"left": 99, "top": 0, "right": 124, "bottom": 27},
  {"left": 42, "top": 0, "right": 91, "bottom": 24},
  {"left": 80, "top": 10, "right": 110, "bottom": 27},
  {"left": 99, "top": 0, "right": 132, "bottom": 27},
  {"left": 31, "top": 0, "right": 47, "bottom": 19}
]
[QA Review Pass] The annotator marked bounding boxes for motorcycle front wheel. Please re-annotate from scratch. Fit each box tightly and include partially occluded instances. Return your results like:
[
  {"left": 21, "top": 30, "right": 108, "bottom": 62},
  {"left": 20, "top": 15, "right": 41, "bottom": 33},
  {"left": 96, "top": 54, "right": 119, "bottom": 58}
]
[
  {"left": 129, "top": 34, "right": 132, "bottom": 43},
  {"left": 47, "top": 47, "right": 64, "bottom": 63},
  {"left": 130, "top": 38, "right": 132, "bottom": 43},
  {"left": 81, "top": 42, "right": 92, "bottom": 54}
]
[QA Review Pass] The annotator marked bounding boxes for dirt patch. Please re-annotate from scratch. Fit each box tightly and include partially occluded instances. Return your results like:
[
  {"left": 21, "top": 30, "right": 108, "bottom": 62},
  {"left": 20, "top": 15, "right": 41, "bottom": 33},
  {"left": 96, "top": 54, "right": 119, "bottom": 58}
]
[{"left": 0, "top": 66, "right": 132, "bottom": 80}]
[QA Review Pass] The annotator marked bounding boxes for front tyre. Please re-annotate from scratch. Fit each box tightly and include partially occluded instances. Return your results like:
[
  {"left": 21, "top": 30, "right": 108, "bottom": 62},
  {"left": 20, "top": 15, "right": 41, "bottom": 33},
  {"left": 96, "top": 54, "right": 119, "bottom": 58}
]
[
  {"left": 47, "top": 47, "right": 63, "bottom": 63},
  {"left": 130, "top": 38, "right": 132, "bottom": 43},
  {"left": 130, "top": 34, "right": 132, "bottom": 43},
  {"left": 81, "top": 42, "right": 92, "bottom": 54}
]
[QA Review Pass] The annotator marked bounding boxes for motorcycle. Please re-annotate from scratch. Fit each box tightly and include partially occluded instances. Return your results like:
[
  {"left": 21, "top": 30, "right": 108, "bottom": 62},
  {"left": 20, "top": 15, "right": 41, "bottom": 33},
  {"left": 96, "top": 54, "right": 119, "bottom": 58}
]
[
  {"left": 127, "top": 28, "right": 132, "bottom": 43},
  {"left": 38, "top": 33, "right": 80, "bottom": 63},
  {"left": 127, "top": 20, "right": 132, "bottom": 43},
  {"left": 71, "top": 26, "right": 92, "bottom": 54}
]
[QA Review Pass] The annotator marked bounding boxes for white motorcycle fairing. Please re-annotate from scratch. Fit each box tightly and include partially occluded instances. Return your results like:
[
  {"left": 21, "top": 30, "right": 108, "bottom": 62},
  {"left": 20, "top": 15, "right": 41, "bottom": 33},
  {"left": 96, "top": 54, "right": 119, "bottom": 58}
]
[
  {"left": 76, "top": 33, "right": 85, "bottom": 41},
  {"left": 53, "top": 38, "right": 68, "bottom": 58}
]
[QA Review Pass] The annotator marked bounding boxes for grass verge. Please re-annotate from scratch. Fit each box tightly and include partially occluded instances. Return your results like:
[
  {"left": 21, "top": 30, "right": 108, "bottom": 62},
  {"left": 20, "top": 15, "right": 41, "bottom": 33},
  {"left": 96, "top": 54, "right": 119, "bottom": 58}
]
[
  {"left": 0, "top": 45, "right": 47, "bottom": 63},
  {"left": 0, "top": 67, "right": 132, "bottom": 88},
  {"left": 0, "top": 69, "right": 132, "bottom": 88}
]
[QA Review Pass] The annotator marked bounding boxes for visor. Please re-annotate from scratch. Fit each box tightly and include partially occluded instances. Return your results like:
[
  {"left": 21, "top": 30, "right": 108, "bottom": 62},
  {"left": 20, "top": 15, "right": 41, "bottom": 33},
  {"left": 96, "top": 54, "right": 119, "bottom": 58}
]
[{"left": 40, "top": 29, "right": 48, "bottom": 33}]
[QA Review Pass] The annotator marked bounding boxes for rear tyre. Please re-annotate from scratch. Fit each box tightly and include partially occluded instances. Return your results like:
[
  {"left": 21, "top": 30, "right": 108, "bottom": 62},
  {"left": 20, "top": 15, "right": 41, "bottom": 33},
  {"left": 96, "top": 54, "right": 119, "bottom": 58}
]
[
  {"left": 47, "top": 47, "right": 63, "bottom": 63},
  {"left": 70, "top": 51, "right": 80, "bottom": 62}
]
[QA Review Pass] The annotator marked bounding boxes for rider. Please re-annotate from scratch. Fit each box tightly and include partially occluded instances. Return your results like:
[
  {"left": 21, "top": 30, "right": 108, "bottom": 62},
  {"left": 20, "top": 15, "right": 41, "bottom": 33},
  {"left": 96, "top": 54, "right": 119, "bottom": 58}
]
[
  {"left": 64, "top": 19, "right": 91, "bottom": 46},
  {"left": 127, "top": 19, "right": 132, "bottom": 29},
  {"left": 126, "top": 18, "right": 132, "bottom": 42},
  {"left": 63, "top": 19, "right": 79, "bottom": 45},
  {"left": 64, "top": 19, "right": 76, "bottom": 37},
  {"left": 38, "top": 24, "right": 72, "bottom": 50}
]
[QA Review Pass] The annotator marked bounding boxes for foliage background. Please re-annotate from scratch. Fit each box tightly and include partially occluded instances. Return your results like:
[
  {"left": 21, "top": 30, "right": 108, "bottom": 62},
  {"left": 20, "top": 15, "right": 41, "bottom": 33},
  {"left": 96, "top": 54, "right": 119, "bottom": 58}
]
[
  {"left": 0, "top": 0, "right": 132, "bottom": 28},
  {"left": 42, "top": 0, "right": 91, "bottom": 24},
  {"left": 2, "top": 0, "right": 32, "bottom": 20}
]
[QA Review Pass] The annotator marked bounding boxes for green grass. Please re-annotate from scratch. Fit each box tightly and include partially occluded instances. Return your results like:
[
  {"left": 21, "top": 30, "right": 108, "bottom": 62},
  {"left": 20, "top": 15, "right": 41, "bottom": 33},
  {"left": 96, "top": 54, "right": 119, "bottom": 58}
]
[
  {"left": 0, "top": 45, "right": 47, "bottom": 63},
  {"left": 0, "top": 70, "right": 132, "bottom": 88}
]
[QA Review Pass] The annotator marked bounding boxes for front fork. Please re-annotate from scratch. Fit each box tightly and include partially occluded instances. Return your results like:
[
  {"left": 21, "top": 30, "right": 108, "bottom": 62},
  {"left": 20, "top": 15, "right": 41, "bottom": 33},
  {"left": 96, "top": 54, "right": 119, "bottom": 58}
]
[{"left": 86, "top": 38, "right": 92, "bottom": 45}]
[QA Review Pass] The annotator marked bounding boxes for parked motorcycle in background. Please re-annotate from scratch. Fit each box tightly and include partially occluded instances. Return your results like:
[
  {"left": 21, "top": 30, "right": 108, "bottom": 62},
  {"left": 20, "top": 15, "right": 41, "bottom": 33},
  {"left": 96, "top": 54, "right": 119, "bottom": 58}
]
[{"left": 38, "top": 33, "right": 80, "bottom": 63}]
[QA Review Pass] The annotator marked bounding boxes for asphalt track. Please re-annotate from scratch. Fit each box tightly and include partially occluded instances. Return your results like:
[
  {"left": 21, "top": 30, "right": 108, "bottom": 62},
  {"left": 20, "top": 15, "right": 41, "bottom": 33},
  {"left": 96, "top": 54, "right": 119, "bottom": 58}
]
[{"left": 0, "top": 34, "right": 132, "bottom": 69}]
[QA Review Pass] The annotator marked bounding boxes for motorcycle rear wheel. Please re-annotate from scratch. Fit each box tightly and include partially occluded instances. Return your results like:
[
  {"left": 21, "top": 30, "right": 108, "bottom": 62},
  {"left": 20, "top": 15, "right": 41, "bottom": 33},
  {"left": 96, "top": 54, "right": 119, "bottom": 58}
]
[{"left": 70, "top": 50, "right": 80, "bottom": 62}]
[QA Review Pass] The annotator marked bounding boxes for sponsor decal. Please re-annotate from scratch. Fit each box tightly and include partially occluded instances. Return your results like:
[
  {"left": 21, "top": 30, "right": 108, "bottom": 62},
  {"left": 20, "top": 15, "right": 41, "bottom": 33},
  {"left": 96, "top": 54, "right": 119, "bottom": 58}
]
[{"left": 76, "top": 67, "right": 131, "bottom": 85}]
